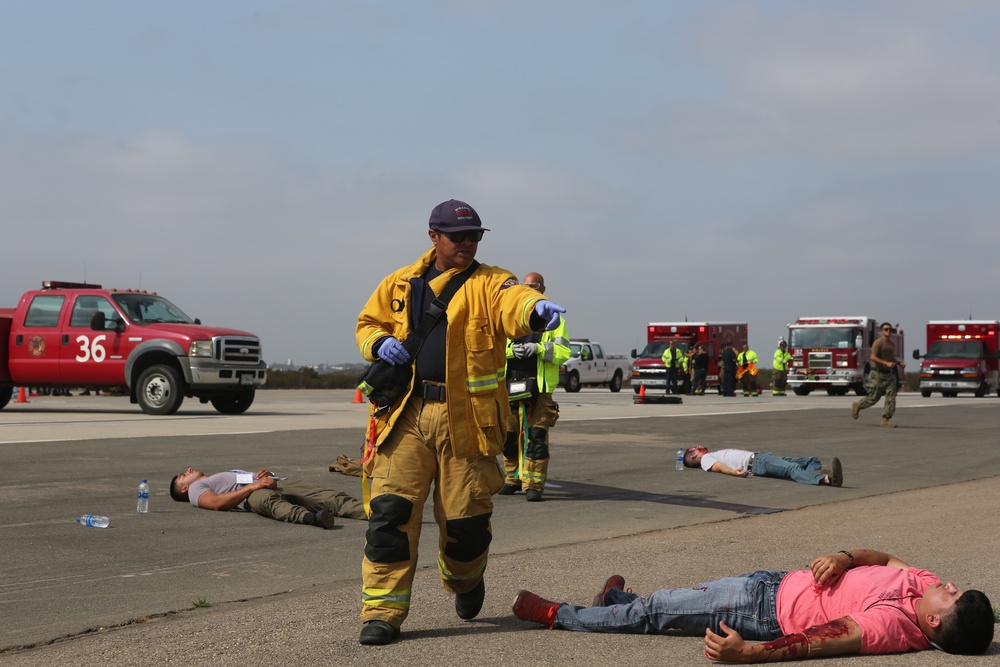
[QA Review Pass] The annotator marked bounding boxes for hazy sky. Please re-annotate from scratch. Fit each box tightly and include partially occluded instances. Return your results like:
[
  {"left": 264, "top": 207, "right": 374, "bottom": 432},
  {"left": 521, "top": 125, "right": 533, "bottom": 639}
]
[{"left": 3, "top": 1, "right": 999, "bottom": 367}]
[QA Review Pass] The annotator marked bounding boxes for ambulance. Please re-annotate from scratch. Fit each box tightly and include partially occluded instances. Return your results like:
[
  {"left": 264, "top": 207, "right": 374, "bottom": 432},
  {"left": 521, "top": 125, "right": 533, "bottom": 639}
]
[
  {"left": 912, "top": 320, "right": 1000, "bottom": 397},
  {"left": 630, "top": 322, "right": 748, "bottom": 394}
]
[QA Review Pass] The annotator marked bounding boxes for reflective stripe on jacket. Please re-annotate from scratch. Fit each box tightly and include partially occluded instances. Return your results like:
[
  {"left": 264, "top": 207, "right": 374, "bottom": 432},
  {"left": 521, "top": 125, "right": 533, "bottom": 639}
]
[
  {"left": 773, "top": 348, "right": 792, "bottom": 371},
  {"left": 505, "top": 315, "right": 571, "bottom": 395},
  {"left": 661, "top": 348, "right": 688, "bottom": 371}
]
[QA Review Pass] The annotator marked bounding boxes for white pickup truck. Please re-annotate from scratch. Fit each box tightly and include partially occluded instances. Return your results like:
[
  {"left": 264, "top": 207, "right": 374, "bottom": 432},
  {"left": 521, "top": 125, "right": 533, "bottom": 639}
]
[{"left": 559, "top": 339, "right": 631, "bottom": 393}]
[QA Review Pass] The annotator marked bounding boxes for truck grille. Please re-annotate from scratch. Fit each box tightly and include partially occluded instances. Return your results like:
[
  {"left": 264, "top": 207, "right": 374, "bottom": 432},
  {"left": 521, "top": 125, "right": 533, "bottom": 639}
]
[
  {"left": 216, "top": 336, "right": 263, "bottom": 364},
  {"left": 808, "top": 352, "right": 832, "bottom": 370}
]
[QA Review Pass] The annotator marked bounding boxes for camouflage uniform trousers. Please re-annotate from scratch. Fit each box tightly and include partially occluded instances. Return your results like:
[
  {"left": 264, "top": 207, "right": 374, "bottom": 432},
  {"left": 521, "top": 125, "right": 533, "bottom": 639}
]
[{"left": 856, "top": 369, "right": 897, "bottom": 419}]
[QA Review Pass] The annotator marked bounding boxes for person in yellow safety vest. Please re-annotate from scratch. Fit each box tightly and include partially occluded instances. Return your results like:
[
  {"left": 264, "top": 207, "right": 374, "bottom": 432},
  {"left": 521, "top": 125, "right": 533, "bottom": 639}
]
[
  {"left": 500, "top": 272, "right": 571, "bottom": 503},
  {"left": 661, "top": 341, "right": 688, "bottom": 395},
  {"left": 355, "top": 200, "right": 566, "bottom": 646},
  {"left": 736, "top": 343, "right": 760, "bottom": 396},
  {"left": 772, "top": 340, "right": 793, "bottom": 396}
]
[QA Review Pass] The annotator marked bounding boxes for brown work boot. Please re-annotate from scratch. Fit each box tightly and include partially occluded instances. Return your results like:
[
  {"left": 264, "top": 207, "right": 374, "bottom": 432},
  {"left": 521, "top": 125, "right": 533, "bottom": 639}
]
[
  {"left": 851, "top": 402, "right": 859, "bottom": 420},
  {"left": 880, "top": 418, "right": 897, "bottom": 428},
  {"left": 512, "top": 590, "right": 560, "bottom": 628},
  {"left": 828, "top": 458, "right": 843, "bottom": 487}
]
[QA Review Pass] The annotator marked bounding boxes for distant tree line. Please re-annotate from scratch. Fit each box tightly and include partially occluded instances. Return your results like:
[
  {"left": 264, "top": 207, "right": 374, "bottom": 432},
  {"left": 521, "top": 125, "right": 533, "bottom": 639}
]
[
  {"left": 263, "top": 367, "right": 360, "bottom": 390},
  {"left": 263, "top": 367, "right": 922, "bottom": 393}
]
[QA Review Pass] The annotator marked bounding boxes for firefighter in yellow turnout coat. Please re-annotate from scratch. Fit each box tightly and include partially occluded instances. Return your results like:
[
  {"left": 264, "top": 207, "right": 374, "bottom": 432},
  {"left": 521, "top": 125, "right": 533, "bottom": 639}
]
[
  {"left": 500, "top": 272, "right": 571, "bottom": 502},
  {"left": 355, "top": 200, "right": 565, "bottom": 646}
]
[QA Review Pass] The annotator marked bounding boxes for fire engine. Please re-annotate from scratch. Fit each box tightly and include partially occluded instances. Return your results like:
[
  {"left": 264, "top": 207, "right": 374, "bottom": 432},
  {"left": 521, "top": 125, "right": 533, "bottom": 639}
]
[
  {"left": 786, "top": 316, "right": 903, "bottom": 396},
  {"left": 630, "top": 322, "right": 748, "bottom": 394},
  {"left": 912, "top": 320, "right": 1000, "bottom": 398}
]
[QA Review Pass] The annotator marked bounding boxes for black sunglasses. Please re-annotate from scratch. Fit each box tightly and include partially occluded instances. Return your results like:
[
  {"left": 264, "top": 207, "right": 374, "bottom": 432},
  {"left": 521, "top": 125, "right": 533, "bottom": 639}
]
[
  {"left": 881, "top": 327, "right": 892, "bottom": 332},
  {"left": 440, "top": 230, "right": 484, "bottom": 243}
]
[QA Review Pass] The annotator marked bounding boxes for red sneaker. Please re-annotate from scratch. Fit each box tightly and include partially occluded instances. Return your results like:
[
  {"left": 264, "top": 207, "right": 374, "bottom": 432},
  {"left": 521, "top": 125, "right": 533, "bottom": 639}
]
[
  {"left": 512, "top": 590, "right": 559, "bottom": 628},
  {"left": 593, "top": 574, "right": 626, "bottom": 606}
]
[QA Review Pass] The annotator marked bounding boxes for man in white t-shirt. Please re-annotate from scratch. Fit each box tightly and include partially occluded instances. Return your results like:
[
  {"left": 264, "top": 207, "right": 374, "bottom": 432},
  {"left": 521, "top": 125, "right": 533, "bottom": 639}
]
[
  {"left": 683, "top": 446, "right": 842, "bottom": 486},
  {"left": 170, "top": 467, "right": 366, "bottom": 527}
]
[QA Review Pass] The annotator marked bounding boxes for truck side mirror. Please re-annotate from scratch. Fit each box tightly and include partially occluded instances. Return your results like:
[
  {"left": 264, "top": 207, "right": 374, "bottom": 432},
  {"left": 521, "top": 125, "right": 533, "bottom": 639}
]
[
  {"left": 631, "top": 349, "right": 637, "bottom": 358},
  {"left": 90, "top": 311, "right": 124, "bottom": 333},
  {"left": 912, "top": 349, "right": 920, "bottom": 360}
]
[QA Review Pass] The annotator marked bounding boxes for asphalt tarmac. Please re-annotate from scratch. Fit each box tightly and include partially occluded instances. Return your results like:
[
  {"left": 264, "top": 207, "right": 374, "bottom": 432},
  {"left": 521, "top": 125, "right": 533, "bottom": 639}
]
[{"left": 1, "top": 389, "right": 998, "bottom": 666}]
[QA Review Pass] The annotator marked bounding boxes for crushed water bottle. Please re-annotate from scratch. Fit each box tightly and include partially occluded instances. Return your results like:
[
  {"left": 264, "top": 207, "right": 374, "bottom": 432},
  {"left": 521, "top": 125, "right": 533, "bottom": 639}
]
[
  {"left": 77, "top": 515, "right": 110, "bottom": 528},
  {"left": 137, "top": 479, "right": 149, "bottom": 513},
  {"left": 675, "top": 448, "right": 684, "bottom": 471}
]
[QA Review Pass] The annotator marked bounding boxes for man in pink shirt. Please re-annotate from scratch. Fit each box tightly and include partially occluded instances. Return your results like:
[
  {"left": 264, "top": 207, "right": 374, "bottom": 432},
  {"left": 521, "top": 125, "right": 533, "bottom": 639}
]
[{"left": 512, "top": 549, "right": 993, "bottom": 661}]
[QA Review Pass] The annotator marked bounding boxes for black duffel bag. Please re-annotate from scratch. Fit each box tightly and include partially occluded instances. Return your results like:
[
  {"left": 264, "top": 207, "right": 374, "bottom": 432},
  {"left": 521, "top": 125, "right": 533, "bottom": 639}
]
[{"left": 357, "top": 359, "right": 413, "bottom": 416}]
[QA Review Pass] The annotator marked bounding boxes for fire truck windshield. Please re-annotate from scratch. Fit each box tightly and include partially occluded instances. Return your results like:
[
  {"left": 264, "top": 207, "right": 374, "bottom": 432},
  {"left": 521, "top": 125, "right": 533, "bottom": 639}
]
[
  {"left": 927, "top": 340, "right": 984, "bottom": 359},
  {"left": 637, "top": 341, "right": 690, "bottom": 358},
  {"left": 789, "top": 327, "right": 856, "bottom": 349},
  {"left": 112, "top": 293, "right": 195, "bottom": 324}
]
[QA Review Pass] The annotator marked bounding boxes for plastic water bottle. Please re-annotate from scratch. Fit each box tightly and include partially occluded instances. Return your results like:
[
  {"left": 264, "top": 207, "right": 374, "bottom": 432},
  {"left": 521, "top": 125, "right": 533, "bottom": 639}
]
[
  {"left": 676, "top": 448, "right": 685, "bottom": 471},
  {"left": 137, "top": 479, "right": 149, "bottom": 513},
  {"left": 77, "top": 515, "right": 110, "bottom": 528}
]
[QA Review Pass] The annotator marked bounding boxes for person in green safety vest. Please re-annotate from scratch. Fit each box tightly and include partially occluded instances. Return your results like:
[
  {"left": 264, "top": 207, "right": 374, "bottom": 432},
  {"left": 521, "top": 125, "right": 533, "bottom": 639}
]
[
  {"left": 737, "top": 344, "right": 760, "bottom": 396},
  {"left": 500, "top": 272, "right": 572, "bottom": 502},
  {"left": 772, "top": 340, "right": 793, "bottom": 396},
  {"left": 661, "top": 340, "right": 687, "bottom": 395}
]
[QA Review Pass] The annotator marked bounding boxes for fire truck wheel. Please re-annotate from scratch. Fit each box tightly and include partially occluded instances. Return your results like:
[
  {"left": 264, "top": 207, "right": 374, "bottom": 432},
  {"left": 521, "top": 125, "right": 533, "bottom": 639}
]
[
  {"left": 210, "top": 391, "right": 256, "bottom": 415},
  {"left": 137, "top": 364, "right": 185, "bottom": 415},
  {"left": 921, "top": 389, "right": 931, "bottom": 398},
  {"left": 793, "top": 386, "right": 811, "bottom": 396},
  {"left": 609, "top": 371, "right": 623, "bottom": 393},
  {"left": 0, "top": 386, "right": 12, "bottom": 409}
]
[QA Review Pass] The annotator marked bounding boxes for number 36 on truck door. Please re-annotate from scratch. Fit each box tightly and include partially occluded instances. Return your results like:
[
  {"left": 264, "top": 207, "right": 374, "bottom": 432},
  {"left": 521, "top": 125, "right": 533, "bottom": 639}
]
[{"left": 59, "top": 295, "right": 129, "bottom": 385}]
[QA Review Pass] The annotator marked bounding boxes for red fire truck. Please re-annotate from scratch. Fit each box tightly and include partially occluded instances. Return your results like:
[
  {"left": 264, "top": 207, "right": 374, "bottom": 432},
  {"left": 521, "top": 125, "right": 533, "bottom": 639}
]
[
  {"left": 630, "top": 322, "right": 748, "bottom": 394},
  {"left": 1, "top": 280, "right": 267, "bottom": 415},
  {"left": 912, "top": 320, "right": 1000, "bottom": 398},
  {"left": 786, "top": 316, "right": 903, "bottom": 396}
]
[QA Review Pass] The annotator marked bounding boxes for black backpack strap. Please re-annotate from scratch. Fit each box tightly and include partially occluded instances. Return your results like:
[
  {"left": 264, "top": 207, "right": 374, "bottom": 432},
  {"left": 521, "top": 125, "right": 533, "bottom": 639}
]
[{"left": 404, "top": 261, "right": 479, "bottom": 355}]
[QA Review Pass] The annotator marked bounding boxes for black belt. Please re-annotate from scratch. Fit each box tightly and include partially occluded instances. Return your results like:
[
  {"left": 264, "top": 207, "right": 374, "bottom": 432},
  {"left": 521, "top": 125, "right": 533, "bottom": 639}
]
[
  {"left": 419, "top": 381, "right": 446, "bottom": 401},
  {"left": 876, "top": 367, "right": 892, "bottom": 374}
]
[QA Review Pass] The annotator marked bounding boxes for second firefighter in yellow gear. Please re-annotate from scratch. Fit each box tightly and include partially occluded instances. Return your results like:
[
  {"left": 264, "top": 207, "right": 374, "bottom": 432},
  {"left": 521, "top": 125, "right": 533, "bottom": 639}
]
[{"left": 500, "top": 272, "right": 571, "bottom": 502}]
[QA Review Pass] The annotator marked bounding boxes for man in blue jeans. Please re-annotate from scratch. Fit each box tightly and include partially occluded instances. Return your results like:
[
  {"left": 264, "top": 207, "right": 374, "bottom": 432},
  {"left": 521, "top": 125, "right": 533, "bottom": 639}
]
[
  {"left": 512, "top": 549, "right": 994, "bottom": 661},
  {"left": 683, "top": 446, "right": 842, "bottom": 487}
]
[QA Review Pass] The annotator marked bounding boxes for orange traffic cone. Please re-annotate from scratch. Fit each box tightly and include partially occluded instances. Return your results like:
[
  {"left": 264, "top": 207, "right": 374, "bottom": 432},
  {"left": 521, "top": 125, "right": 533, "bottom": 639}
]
[
  {"left": 16, "top": 387, "right": 29, "bottom": 403},
  {"left": 352, "top": 388, "right": 364, "bottom": 404},
  {"left": 637, "top": 384, "right": 646, "bottom": 403}
]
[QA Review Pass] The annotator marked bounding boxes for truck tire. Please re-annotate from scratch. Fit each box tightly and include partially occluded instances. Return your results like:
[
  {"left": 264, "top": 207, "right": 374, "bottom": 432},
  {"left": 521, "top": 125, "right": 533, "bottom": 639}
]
[
  {"left": 137, "top": 364, "right": 185, "bottom": 415},
  {"left": 0, "top": 386, "right": 12, "bottom": 410},
  {"left": 565, "top": 371, "right": 581, "bottom": 393},
  {"left": 792, "top": 386, "right": 811, "bottom": 396},
  {"left": 921, "top": 389, "right": 931, "bottom": 398},
  {"left": 609, "top": 371, "right": 623, "bottom": 393},
  {"left": 210, "top": 391, "right": 256, "bottom": 415}
]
